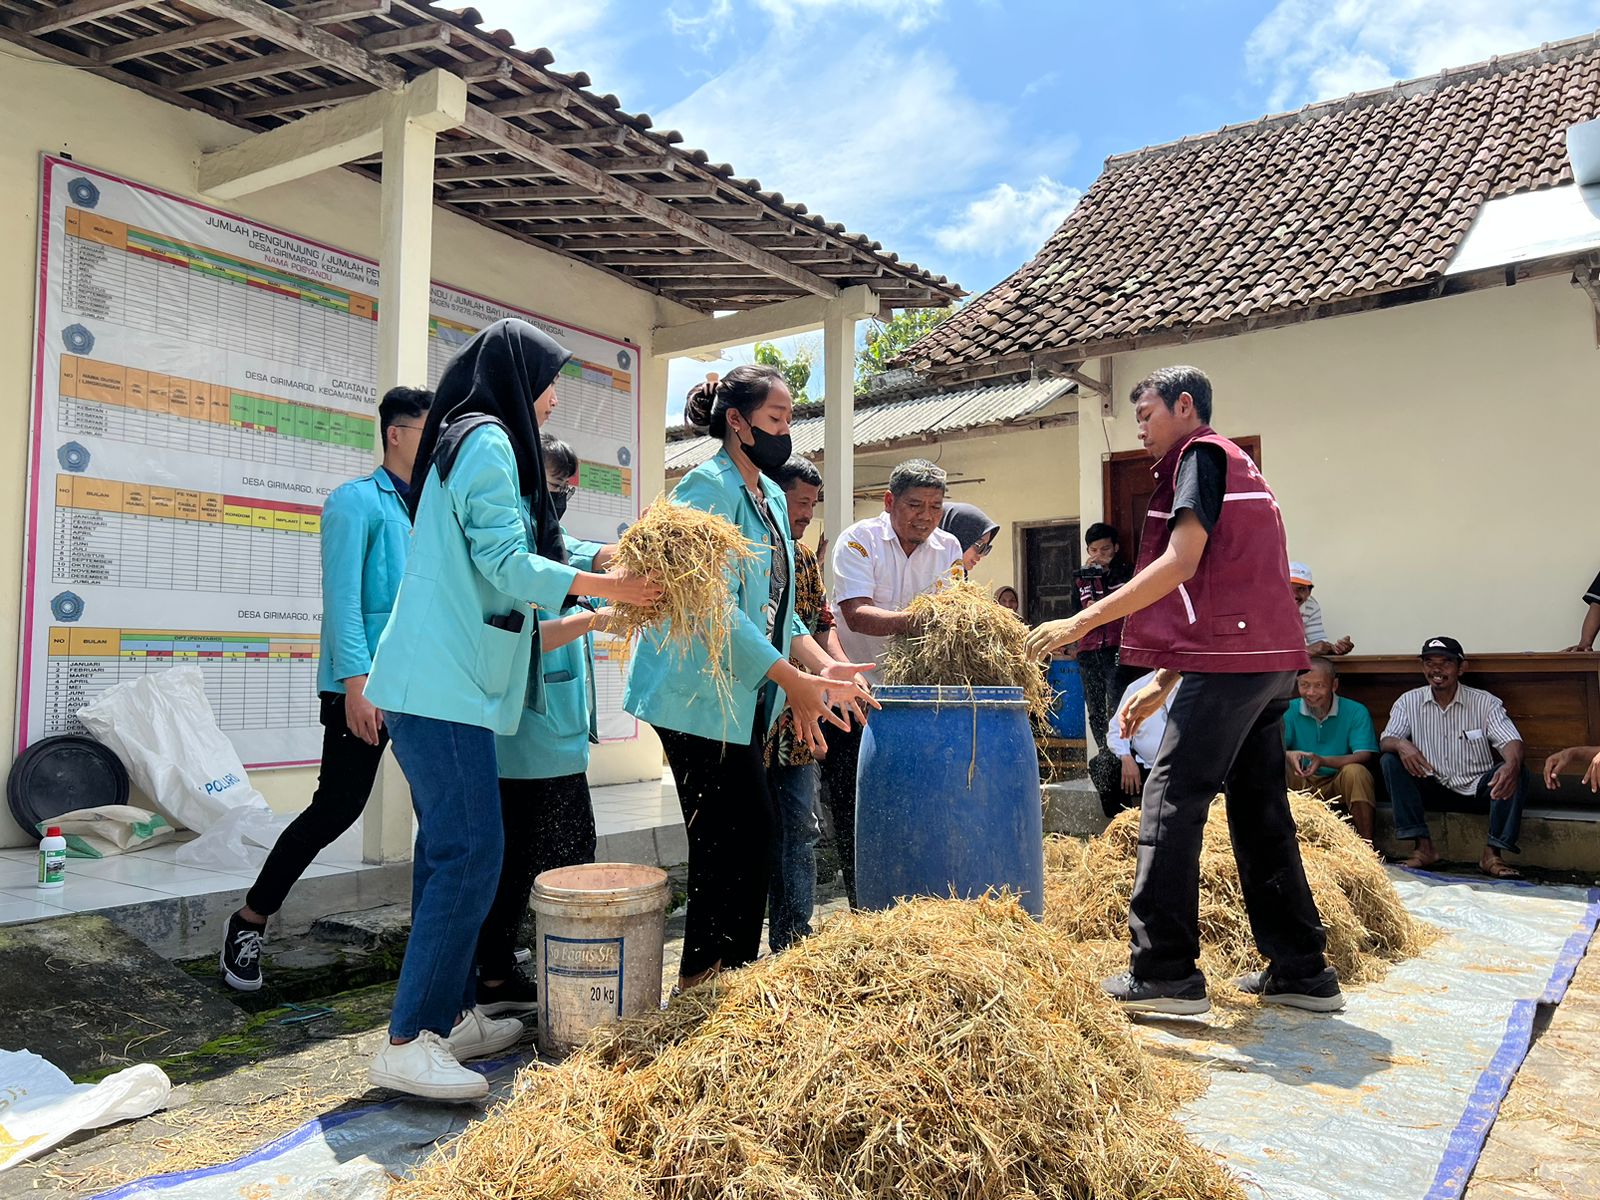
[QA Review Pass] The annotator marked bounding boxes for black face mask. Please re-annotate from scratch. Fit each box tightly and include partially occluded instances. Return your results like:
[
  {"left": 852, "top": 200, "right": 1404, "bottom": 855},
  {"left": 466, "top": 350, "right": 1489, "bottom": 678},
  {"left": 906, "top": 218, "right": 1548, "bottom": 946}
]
[
  {"left": 739, "top": 423, "right": 792, "bottom": 473},
  {"left": 550, "top": 490, "right": 570, "bottom": 520}
]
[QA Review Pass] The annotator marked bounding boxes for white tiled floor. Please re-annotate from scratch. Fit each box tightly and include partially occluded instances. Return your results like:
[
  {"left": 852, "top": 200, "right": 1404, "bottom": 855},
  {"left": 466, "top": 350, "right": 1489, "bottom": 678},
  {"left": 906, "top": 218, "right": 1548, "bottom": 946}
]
[
  {"left": 0, "top": 819, "right": 367, "bottom": 924},
  {"left": 0, "top": 774, "right": 682, "bottom": 924},
  {"left": 592, "top": 771, "right": 680, "bottom": 836}
]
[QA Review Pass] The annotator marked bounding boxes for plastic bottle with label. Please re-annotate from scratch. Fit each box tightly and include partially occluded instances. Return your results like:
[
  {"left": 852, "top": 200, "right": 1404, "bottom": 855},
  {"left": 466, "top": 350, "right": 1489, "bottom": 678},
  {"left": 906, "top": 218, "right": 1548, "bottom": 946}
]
[{"left": 37, "top": 826, "right": 66, "bottom": 890}]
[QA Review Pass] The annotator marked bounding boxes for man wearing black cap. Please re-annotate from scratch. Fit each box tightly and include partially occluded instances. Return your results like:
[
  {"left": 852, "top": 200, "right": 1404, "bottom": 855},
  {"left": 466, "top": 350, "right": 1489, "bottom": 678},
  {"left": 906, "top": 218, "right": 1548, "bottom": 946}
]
[{"left": 1379, "top": 637, "right": 1529, "bottom": 878}]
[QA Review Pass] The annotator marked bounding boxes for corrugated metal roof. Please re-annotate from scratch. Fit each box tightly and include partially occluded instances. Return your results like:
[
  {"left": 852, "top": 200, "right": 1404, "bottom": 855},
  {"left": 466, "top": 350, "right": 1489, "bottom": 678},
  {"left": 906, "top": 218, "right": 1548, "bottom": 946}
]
[{"left": 665, "top": 377, "right": 1077, "bottom": 473}]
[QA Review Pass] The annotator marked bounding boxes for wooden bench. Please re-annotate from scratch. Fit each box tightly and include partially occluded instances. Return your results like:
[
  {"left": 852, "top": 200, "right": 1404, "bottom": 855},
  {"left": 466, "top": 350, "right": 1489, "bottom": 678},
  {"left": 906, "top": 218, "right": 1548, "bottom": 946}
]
[{"left": 1332, "top": 653, "right": 1600, "bottom": 803}]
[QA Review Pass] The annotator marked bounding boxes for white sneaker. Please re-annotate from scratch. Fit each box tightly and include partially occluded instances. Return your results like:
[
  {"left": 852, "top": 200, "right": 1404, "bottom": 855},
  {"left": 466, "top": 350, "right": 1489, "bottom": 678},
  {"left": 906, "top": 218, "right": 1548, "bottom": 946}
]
[
  {"left": 446, "top": 1008, "right": 525, "bottom": 1061},
  {"left": 368, "top": 1031, "right": 488, "bottom": 1101}
]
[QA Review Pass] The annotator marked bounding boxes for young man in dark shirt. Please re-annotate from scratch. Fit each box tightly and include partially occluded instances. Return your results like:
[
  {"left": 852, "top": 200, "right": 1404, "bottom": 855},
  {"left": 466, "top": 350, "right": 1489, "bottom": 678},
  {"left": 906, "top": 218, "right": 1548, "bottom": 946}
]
[
  {"left": 1027, "top": 366, "right": 1339, "bottom": 1017},
  {"left": 1073, "top": 522, "right": 1133, "bottom": 752}
]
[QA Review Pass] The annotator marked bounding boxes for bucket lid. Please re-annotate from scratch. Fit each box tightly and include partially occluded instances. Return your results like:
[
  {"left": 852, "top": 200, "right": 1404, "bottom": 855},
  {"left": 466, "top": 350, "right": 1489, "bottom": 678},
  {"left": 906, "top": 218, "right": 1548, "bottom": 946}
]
[
  {"left": 871, "top": 685, "right": 1027, "bottom": 706},
  {"left": 533, "top": 862, "right": 670, "bottom": 903},
  {"left": 7, "top": 736, "right": 130, "bottom": 834}
]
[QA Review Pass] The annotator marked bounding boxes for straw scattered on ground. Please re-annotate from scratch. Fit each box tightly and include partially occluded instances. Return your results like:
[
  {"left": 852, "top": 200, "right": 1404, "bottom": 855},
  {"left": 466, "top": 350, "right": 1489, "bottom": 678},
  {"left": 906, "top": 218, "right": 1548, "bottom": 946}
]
[
  {"left": 881, "top": 579, "right": 1053, "bottom": 723},
  {"left": 396, "top": 896, "right": 1245, "bottom": 1200},
  {"left": 1045, "top": 792, "right": 1433, "bottom": 991},
  {"left": 610, "top": 496, "right": 758, "bottom": 705}
]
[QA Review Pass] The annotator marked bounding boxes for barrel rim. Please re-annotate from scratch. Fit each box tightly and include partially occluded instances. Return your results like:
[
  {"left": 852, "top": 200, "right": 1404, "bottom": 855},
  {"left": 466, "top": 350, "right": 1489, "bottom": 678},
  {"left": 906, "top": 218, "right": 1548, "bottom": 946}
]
[
  {"left": 532, "top": 861, "right": 671, "bottom": 904},
  {"left": 870, "top": 684, "right": 1027, "bottom": 706}
]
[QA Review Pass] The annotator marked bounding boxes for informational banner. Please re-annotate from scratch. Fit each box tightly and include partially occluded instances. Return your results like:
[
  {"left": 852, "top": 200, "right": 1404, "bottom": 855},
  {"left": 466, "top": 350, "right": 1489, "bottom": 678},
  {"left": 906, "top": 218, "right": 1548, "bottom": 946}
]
[{"left": 23, "top": 156, "right": 640, "bottom": 767}]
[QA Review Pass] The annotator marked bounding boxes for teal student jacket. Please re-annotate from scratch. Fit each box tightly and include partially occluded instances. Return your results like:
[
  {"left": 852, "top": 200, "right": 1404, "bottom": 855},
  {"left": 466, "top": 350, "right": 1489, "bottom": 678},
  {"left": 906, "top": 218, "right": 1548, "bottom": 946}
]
[
  {"left": 496, "top": 534, "right": 604, "bottom": 780},
  {"left": 366, "top": 425, "right": 578, "bottom": 735},
  {"left": 624, "top": 448, "right": 807, "bottom": 743},
  {"left": 316, "top": 467, "right": 410, "bottom": 695}
]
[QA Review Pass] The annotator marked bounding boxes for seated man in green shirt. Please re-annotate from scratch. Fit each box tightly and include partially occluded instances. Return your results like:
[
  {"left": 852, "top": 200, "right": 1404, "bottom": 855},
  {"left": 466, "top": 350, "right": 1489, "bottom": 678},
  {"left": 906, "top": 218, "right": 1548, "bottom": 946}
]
[{"left": 1283, "top": 657, "right": 1379, "bottom": 847}]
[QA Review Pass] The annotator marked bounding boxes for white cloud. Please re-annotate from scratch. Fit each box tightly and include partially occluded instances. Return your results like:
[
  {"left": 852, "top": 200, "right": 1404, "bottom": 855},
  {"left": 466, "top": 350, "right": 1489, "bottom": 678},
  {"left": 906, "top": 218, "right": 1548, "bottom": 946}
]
[
  {"left": 659, "top": 40, "right": 1012, "bottom": 240},
  {"left": 754, "top": 0, "right": 944, "bottom": 32},
  {"left": 933, "top": 176, "right": 1081, "bottom": 256},
  {"left": 466, "top": 0, "right": 636, "bottom": 95},
  {"left": 1248, "top": 0, "right": 1600, "bottom": 110}
]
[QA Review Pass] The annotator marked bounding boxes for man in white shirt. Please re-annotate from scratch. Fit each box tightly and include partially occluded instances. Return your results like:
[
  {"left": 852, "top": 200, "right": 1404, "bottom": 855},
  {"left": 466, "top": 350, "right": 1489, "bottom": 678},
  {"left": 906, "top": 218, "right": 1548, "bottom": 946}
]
[
  {"left": 1089, "top": 670, "right": 1177, "bottom": 818},
  {"left": 1379, "top": 636, "right": 1528, "bottom": 878},
  {"left": 1290, "top": 562, "right": 1353, "bottom": 657},
  {"left": 821, "top": 459, "right": 964, "bottom": 905}
]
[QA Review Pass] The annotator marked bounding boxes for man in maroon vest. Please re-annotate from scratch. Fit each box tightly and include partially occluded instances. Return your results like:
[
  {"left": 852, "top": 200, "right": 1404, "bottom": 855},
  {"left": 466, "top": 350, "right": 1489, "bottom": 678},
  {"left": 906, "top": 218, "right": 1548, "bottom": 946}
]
[{"left": 1027, "top": 366, "right": 1341, "bottom": 1016}]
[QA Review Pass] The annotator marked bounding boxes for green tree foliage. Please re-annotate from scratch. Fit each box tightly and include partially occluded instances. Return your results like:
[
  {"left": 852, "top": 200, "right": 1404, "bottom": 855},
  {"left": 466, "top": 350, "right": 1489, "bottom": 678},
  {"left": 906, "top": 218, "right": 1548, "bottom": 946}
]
[
  {"left": 856, "top": 306, "right": 957, "bottom": 386},
  {"left": 753, "top": 340, "right": 813, "bottom": 401}
]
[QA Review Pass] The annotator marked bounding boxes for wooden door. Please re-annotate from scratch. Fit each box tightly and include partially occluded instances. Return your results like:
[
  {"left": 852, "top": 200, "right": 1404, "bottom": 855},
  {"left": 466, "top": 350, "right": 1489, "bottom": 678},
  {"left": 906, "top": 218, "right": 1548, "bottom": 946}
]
[
  {"left": 1021, "top": 522, "right": 1080, "bottom": 625},
  {"left": 1102, "top": 436, "right": 1261, "bottom": 560}
]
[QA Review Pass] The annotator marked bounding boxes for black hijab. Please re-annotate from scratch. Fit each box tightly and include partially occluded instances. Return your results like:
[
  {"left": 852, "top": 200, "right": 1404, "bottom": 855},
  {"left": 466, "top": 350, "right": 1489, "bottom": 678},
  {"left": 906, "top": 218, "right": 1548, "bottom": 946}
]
[
  {"left": 939, "top": 502, "right": 999, "bottom": 553},
  {"left": 408, "top": 318, "right": 572, "bottom": 566}
]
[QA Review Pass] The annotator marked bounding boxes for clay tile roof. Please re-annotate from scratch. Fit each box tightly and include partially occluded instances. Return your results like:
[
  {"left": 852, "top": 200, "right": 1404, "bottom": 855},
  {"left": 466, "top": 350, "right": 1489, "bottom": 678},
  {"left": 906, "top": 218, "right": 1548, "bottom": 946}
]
[{"left": 907, "top": 32, "right": 1600, "bottom": 378}]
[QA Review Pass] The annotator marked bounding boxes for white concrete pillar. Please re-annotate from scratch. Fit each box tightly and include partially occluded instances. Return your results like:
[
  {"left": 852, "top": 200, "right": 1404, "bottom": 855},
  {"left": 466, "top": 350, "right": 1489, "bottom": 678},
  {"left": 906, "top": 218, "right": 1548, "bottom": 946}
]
[
  {"left": 821, "top": 302, "right": 857, "bottom": 583},
  {"left": 362, "top": 93, "right": 449, "bottom": 865}
]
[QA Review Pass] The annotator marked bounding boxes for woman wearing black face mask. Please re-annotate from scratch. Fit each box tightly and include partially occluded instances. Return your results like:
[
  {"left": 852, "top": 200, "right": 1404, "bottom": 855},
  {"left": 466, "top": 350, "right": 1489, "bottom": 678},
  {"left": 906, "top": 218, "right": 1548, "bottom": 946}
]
[{"left": 625, "top": 365, "right": 876, "bottom": 992}]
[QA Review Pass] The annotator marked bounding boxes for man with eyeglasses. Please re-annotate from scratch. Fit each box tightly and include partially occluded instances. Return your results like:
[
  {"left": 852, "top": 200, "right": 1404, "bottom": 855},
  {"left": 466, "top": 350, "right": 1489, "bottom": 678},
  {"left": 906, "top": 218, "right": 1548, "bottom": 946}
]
[{"left": 220, "top": 385, "right": 432, "bottom": 992}]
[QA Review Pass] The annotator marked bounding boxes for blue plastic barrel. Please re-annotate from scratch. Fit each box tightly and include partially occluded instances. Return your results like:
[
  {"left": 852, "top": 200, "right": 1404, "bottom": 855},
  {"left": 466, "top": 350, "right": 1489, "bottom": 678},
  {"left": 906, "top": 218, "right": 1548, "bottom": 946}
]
[
  {"left": 1046, "top": 658, "right": 1085, "bottom": 739},
  {"left": 855, "top": 685, "right": 1045, "bottom": 917}
]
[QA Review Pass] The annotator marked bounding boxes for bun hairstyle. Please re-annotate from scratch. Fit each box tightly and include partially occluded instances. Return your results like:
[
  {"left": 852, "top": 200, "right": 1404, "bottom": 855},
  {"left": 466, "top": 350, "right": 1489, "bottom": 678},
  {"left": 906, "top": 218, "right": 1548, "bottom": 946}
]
[{"left": 684, "top": 363, "right": 786, "bottom": 439}]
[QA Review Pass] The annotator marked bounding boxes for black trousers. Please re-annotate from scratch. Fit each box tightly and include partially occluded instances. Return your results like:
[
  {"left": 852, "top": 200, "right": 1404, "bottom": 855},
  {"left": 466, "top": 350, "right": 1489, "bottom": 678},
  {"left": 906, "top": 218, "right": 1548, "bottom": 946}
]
[
  {"left": 476, "top": 772, "right": 597, "bottom": 982},
  {"left": 818, "top": 717, "right": 864, "bottom": 907},
  {"left": 1128, "top": 671, "right": 1330, "bottom": 982},
  {"left": 1077, "top": 647, "right": 1122, "bottom": 750},
  {"left": 246, "top": 693, "right": 386, "bottom": 917},
  {"left": 658, "top": 721, "right": 774, "bottom": 979}
]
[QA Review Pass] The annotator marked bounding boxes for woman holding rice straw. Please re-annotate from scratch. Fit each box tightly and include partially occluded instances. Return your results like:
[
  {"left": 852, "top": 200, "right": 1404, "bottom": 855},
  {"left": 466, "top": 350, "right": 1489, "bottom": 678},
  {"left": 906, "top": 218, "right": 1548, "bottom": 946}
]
[
  {"left": 626, "top": 365, "right": 876, "bottom": 992},
  {"left": 472, "top": 433, "right": 617, "bottom": 1018},
  {"left": 364, "top": 319, "right": 662, "bottom": 1101}
]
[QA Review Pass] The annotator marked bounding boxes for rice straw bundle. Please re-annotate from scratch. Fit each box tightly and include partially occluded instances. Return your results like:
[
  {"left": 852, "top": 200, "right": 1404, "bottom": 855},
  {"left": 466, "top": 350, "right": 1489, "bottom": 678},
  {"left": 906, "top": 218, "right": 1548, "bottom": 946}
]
[
  {"left": 396, "top": 896, "right": 1244, "bottom": 1200},
  {"left": 1044, "top": 792, "right": 1431, "bottom": 988},
  {"left": 880, "top": 579, "right": 1053, "bottom": 723},
  {"left": 609, "top": 496, "right": 758, "bottom": 704}
]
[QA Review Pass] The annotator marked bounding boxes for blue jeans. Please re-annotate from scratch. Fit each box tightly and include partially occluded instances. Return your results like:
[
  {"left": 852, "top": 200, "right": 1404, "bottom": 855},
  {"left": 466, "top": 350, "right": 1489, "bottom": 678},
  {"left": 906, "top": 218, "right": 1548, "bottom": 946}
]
[
  {"left": 1380, "top": 752, "right": 1526, "bottom": 854},
  {"left": 767, "top": 761, "right": 819, "bottom": 952},
  {"left": 385, "top": 713, "right": 504, "bottom": 1039}
]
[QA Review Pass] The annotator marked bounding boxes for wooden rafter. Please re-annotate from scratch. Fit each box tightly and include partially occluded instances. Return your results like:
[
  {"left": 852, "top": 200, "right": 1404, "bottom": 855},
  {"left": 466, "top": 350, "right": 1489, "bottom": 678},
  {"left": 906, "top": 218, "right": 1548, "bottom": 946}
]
[
  {"left": 460, "top": 107, "right": 837, "bottom": 297},
  {"left": 1, "top": 0, "right": 960, "bottom": 309}
]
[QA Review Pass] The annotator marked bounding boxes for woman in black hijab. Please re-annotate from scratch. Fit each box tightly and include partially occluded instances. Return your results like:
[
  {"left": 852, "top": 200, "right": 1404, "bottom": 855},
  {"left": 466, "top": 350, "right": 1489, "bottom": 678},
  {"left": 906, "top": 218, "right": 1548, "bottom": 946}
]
[
  {"left": 364, "top": 319, "right": 659, "bottom": 1101},
  {"left": 939, "top": 502, "right": 1000, "bottom": 574}
]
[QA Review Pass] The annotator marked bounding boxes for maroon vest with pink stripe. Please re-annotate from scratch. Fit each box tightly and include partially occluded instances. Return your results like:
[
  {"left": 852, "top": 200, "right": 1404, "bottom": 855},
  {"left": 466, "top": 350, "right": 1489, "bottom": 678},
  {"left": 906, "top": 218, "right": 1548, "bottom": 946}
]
[{"left": 1119, "top": 427, "right": 1308, "bottom": 674}]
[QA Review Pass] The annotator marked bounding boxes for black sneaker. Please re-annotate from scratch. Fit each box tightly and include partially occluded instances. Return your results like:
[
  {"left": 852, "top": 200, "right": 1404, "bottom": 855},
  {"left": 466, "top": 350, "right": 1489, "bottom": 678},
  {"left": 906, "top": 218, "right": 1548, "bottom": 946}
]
[
  {"left": 220, "top": 911, "right": 266, "bottom": 992},
  {"left": 476, "top": 971, "right": 538, "bottom": 1017},
  {"left": 1101, "top": 970, "right": 1211, "bottom": 1015},
  {"left": 1234, "top": 967, "right": 1346, "bottom": 1012}
]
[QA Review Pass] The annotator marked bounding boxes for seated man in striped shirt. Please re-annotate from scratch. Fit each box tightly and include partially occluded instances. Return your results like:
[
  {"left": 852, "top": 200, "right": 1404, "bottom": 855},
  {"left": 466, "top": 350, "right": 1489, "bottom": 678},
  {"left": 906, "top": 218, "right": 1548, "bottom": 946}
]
[{"left": 1379, "top": 636, "right": 1529, "bottom": 878}]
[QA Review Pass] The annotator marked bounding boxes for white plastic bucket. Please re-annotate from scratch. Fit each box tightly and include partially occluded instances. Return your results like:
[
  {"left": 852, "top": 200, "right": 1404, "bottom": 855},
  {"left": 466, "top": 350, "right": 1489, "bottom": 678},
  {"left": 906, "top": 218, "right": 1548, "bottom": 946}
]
[{"left": 531, "top": 862, "right": 671, "bottom": 1056}]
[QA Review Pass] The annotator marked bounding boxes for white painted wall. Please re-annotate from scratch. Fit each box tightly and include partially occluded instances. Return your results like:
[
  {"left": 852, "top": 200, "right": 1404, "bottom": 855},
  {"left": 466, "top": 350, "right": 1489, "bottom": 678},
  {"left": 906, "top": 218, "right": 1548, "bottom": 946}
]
[
  {"left": 0, "top": 50, "right": 686, "bottom": 846},
  {"left": 1075, "top": 276, "right": 1599, "bottom": 656}
]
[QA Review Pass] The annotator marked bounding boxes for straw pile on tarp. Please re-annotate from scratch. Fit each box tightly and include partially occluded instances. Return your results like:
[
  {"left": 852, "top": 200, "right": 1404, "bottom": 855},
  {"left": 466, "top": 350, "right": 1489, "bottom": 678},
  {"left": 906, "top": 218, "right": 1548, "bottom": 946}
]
[
  {"left": 1045, "top": 792, "right": 1430, "bottom": 987},
  {"left": 609, "top": 496, "right": 757, "bottom": 702},
  {"left": 880, "top": 579, "right": 1052, "bottom": 723},
  {"left": 395, "top": 897, "right": 1244, "bottom": 1200}
]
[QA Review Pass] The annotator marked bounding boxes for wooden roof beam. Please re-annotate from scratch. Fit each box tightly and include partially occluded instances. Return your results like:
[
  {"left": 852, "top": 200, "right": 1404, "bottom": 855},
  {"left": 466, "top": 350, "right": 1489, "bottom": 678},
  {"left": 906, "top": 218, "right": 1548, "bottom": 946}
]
[
  {"left": 438, "top": 179, "right": 717, "bottom": 203},
  {"left": 171, "top": 50, "right": 321, "bottom": 91},
  {"left": 178, "top": 0, "right": 406, "bottom": 89},
  {"left": 653, "top": 285, "right": 876, "bottom": 357},
  {"left": 96, "top": 0, "right": 392, "bottom": 64},
  {"left": 482, "top": 91, "right": 573, "bottom": 117},
  {"left": 229, "top": 80, "right": 374, "bottom": 117},
  {"left": 22, "top": 0, "right": 148, "bottom": 35},
  {"left": 462, "top": 105, "right": 836, "bottom": 296},
  {"left": 359, "top": 23, "right": 449, "bottom": 53}
]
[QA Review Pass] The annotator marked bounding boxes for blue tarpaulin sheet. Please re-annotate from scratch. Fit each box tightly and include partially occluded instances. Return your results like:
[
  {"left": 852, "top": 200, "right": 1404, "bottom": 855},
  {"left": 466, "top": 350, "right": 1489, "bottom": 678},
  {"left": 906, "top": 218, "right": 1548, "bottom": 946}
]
[{"left": 98, "top": 869, "right": 1597, "bottom": 1200}]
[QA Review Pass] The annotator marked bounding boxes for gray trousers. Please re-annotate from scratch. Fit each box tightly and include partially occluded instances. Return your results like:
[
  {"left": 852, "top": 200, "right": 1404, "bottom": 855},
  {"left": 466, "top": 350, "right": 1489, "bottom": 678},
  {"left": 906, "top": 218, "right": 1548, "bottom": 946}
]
[{"left": 1128, "top": 670, "right": 1331, "bottom": 982}]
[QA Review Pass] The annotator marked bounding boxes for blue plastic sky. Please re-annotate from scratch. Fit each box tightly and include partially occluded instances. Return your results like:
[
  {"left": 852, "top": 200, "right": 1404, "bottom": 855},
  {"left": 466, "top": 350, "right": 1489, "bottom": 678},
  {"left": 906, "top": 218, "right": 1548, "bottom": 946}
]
[{"left": 467, "top": 1, "right": 1600, "bottom": 420}]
